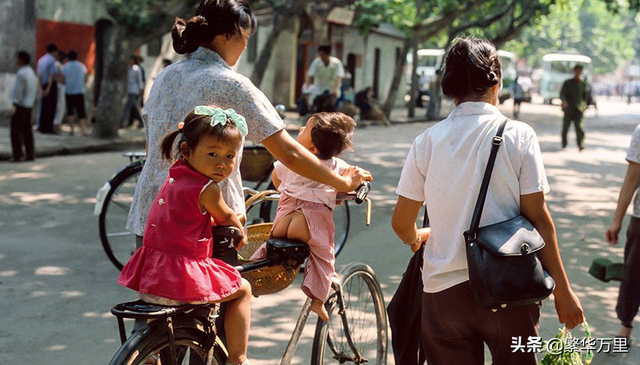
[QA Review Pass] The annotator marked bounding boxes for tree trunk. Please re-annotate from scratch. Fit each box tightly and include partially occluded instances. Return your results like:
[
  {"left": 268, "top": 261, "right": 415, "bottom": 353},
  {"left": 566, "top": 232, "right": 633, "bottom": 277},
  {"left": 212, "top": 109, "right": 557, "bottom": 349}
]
[
  {"left": 408, "top": 34, "right": 420, "bottom": 118},
  {"left": 382, "top": 38, "right": 411, "bottom": 119},
  {"left": 95, "top": 23, "right": 135, "bottom": 139},
  {"left": 249, "top": 14, "right": 290, "bottom": 88}
]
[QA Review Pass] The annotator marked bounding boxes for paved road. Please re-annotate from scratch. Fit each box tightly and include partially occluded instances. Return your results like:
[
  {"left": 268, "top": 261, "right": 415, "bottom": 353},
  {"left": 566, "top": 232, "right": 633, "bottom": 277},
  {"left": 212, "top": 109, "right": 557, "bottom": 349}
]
[{"left": 1, "top": 97, "right": 639, "bottom": 364}]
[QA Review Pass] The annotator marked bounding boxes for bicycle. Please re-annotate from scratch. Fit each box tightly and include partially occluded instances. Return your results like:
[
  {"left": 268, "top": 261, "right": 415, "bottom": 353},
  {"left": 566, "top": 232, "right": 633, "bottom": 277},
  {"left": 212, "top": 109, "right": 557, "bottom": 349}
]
[
  {"left": 97, "top": 147, "right": 352, "bottom": 271},
  {"left": 108, "top": 183, "right": 388, "bottom": 364},
  {"left": 94, "top": 152, "right": 146, "bottom": 270}
]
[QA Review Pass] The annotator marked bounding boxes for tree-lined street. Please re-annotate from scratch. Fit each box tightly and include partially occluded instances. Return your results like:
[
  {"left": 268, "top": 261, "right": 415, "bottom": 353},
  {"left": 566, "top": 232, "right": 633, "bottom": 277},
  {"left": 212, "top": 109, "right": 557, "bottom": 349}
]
[{"left": 1, "top": 97, "right": 640, "bottom": 363}]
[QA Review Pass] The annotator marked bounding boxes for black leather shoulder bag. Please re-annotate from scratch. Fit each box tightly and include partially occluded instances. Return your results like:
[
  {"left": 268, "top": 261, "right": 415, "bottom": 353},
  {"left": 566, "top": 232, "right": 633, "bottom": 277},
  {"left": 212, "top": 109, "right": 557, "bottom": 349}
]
[{"left": 463, "top": 118, "right": 555, "bottom": 309}]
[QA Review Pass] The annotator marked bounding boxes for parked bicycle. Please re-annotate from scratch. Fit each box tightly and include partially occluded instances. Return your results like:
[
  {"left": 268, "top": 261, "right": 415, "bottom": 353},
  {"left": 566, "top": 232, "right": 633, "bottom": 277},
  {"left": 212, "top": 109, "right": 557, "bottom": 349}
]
[
  {"left": 108, "top": 183, "right": 387, "bottom": 364},
  {"left": 94, "top": 152, "right": 145, "bottom": 270}
]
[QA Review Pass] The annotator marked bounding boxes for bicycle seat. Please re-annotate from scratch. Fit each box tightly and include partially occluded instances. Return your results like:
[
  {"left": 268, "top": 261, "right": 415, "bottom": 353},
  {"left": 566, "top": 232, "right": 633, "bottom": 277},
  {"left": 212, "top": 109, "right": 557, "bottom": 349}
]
[
  {"left": 111, "top": 300, "right": 213, "bottom": 319},
  {"left": 267, "top": 238, "right": 310, "bottom": 265}
]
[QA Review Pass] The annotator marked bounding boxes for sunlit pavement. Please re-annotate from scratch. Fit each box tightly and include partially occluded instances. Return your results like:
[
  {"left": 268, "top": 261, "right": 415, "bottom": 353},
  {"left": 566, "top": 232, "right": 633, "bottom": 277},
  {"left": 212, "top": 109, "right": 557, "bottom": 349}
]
[{"left": 1, "top": 95, "right": 640, "bottom": 363}]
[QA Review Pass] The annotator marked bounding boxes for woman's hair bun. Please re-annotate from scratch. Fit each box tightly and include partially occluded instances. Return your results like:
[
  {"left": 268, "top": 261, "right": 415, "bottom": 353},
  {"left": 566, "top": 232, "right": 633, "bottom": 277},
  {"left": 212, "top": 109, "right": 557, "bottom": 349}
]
[
  {"left": 171, "top": 15, "right": 209, "bottom": 54},
  {"left": 487, "top": 71, "right": 499, "bottom": 86},
  {"left": 441, "top": 37, "right": 502, "bottom": 99}
]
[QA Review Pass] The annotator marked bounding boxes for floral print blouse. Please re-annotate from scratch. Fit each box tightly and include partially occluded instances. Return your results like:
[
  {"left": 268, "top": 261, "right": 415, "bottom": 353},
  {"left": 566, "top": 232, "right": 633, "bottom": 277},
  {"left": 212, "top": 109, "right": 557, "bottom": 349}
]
[{"left": 126, "top": 47, "right": 285, "bottom": 236}]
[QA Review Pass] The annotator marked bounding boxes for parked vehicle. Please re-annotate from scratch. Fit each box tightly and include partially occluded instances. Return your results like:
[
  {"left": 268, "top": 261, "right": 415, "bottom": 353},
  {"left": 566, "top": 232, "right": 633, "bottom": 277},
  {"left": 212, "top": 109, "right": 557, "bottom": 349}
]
[
  {"left": 540, "top": 53, "right": 592, "bottom": 104},
  {"left": 498, "top": 50, "right": 517, "bottom": 103}
]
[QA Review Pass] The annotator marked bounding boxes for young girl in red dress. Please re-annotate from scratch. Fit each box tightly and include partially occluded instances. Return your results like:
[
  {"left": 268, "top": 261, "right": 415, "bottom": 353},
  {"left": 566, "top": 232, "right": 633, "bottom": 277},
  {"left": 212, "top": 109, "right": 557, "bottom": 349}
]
[{"left": 118, "top": 105, "right": 252, "bottom": 365}]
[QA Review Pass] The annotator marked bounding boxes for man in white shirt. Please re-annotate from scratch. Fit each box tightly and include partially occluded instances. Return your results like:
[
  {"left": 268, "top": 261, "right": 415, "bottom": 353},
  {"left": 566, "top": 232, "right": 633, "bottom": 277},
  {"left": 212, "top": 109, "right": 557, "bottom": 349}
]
[
  {"left": 306, "top": 45, "right": 344, "bottom": 112},
  {"left": 120, "top": 56, "right": 144, "bottom": 128},
  {"left": 11, "top": 51, "right": 38, "bottom": 162}
]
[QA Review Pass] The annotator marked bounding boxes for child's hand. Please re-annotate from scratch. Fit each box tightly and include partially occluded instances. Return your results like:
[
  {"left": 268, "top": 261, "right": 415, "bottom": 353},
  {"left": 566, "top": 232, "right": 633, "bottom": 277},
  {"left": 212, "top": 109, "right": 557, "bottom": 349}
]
[
  {"left": 237, "top": 213, "right": 246, "bottom": 227},
  {"left": 235, "top": 235, "right": 248, "bottom": 251}
]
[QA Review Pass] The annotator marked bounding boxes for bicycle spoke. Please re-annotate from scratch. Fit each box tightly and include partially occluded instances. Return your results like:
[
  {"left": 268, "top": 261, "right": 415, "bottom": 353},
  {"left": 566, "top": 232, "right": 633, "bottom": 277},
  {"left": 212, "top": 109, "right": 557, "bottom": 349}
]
[{"left": 315, "top": 265, "right": 386, "bottom": 364}]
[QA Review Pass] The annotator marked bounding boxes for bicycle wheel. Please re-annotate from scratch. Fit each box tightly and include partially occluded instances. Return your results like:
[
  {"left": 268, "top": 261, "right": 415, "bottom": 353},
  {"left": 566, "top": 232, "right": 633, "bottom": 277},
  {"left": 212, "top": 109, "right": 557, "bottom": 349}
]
[
  {"left": 99, "top": 163, "right": 142, "bottom": 270},
  {"left": 332, "top": 201, "right": 350, "bottom": 257},
  {"left": 109, "top": 324, "right": 227, "bottom": 364},
  {"left": 311, "top": 263, "right": 388, "bottom": 364}
]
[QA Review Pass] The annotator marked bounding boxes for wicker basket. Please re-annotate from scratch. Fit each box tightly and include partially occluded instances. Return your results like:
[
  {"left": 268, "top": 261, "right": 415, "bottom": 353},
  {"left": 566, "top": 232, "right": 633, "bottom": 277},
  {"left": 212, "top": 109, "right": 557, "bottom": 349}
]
[{"left": 239, "top": 223, "right": 302, "bottom": 297}]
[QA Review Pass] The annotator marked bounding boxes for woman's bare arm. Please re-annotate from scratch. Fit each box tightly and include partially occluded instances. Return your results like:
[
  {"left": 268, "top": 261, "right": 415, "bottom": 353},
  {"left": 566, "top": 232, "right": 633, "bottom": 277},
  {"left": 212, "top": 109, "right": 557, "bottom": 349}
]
[
  {"left": 391, "top": 195, "right": 431, "bottom": 253},
  {"left": 521, "top": 192, "right": 584, "bottom": 329},
  {"left": 261, "top": 129, "right": 372, "bottom": 192}
]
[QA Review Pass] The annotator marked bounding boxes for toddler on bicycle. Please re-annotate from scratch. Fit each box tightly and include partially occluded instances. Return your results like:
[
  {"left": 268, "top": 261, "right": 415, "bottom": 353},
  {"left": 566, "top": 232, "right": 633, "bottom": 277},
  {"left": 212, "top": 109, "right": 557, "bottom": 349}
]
[
  {"left": 269, "top": 112, "right": 357, "bottom": 321},
  {"left": 118, "top": 106, "right": 252, "bottom": 365}
]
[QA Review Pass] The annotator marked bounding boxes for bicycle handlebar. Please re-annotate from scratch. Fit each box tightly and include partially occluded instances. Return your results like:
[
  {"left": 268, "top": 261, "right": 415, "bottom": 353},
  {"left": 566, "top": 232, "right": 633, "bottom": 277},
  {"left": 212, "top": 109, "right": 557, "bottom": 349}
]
[{"left": 355, "top": 181, "right": 371, "bottom": 204}]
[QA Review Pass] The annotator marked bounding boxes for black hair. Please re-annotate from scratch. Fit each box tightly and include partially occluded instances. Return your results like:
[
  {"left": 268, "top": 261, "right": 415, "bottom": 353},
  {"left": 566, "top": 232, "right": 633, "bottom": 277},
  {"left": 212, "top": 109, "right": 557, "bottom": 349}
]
[
  {"left": 172, "top": 0, "right": 257, "bottom": 55},
  {"left": 16, "top": 51, "right": 31, "bottom": 65},
  {"left": 308, "top": 112, "right": 356, "bottom": 160},
  {"left": 318, "top": 45, "right": 332, "bottom": 55},
  {"left": 68, "top": 50, "right": 78, "bottom": 61},
  {"left": 161, "top": 107, "right": 244, "bottom": 162},
  {"left": 46, "top": 43, "right": 58, "bottom": 53},
  {"left": 574, "top": 64, "right": 584, "bottom": 70},
  {"left": 441, "top": 37, "right": 502, "bottom": 101}
]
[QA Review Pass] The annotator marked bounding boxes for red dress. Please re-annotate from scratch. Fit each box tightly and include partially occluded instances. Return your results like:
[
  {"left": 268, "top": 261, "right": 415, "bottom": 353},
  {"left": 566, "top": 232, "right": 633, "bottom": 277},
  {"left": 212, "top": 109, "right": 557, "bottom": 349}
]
[{"left": 118, "top": 160, "right": 241, "bottom": 302}]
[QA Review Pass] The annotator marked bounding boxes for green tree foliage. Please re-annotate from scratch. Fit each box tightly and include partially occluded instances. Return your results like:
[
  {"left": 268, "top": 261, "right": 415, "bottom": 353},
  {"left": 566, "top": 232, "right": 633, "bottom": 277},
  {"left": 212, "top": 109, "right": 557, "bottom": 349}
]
[
  {"left": 505, "top": 0, "right": 637, "bottom": 74},
  {"left": 93, "top": 0, "right": 198, "bottom": 138}
]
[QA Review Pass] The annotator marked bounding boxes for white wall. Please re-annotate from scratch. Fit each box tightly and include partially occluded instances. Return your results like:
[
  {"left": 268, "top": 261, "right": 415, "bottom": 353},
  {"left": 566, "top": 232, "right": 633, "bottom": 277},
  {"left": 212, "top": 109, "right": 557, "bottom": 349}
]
[{"left": 36, "top": 0, "right": 107, "bottom": 23}]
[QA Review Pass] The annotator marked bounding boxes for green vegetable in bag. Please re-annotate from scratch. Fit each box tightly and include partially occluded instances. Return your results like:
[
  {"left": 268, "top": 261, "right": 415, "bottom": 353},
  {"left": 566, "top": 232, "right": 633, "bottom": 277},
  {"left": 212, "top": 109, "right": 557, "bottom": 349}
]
[{"left": 540, "top": 321, "right": 594, "bottom": 365}]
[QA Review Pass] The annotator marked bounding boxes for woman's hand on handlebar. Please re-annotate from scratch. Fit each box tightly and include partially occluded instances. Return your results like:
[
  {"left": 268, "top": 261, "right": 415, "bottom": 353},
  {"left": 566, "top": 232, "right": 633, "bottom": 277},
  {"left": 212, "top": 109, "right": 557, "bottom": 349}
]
[{"left": 340, "top": 165, "right": 373, "bottom": 193}]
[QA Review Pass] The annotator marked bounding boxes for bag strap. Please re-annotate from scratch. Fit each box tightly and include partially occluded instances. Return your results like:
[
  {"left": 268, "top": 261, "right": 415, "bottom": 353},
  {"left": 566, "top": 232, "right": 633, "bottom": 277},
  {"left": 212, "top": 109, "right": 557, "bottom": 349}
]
[{"left": 466, "top": 118, "right": 509, "bottom": 240}]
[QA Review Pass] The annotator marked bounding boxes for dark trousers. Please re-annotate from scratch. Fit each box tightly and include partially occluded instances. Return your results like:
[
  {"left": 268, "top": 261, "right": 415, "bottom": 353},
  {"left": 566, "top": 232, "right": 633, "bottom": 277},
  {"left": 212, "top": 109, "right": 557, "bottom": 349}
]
[
  {"left": 421, "top": 281, "right": 541, "bottom": 365},
  {"left": 121, "top": 93, "right": 142, "bottom": 128},
  {"left": 38, "top": 82, "right": 57, "bottom": 134},
  {"left": 562, "top": 109, "right": 585, "bottom": 148},
  {"left": 11, "top": 106, "right": 35, "bottom": 161},
  {"left": 617, "top": 216, "right": 640, "bottom": 326}
]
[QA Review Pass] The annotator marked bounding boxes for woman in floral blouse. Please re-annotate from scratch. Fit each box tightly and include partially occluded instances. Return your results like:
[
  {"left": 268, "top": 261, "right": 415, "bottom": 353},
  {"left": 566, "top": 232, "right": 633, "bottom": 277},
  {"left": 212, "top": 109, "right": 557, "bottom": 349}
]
[{"left": 127, "top": 0, "right": 372, "bottom": 255}]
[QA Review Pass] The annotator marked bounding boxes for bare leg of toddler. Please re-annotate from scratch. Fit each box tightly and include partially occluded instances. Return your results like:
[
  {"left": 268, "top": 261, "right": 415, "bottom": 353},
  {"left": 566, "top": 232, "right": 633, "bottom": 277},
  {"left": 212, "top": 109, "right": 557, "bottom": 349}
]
[{"left": 272, "top": 211, "right": 329, "bottom": 321}]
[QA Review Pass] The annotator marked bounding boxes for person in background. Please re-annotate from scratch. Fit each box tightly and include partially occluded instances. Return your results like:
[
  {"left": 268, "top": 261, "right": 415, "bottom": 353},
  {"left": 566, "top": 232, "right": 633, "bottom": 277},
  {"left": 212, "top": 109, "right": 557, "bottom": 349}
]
[
  {"left": 36, "top": 43, "right": 59, "bottom": 134},
  {"left": 162, "top": 58, "right": 173, "bottom": 68},
  {"left": 426, "top": 70, "right": 442, "bottom": 120},
  {"left": 391, "top": 37, "right": 583, "bottom": 365},
  {"left": 52, "top": 50, "right": 67, "bottom": 133},
  {"left": 62, "top": 50, "right": 89, "bottom": 136},
  {"left": 559, "top": 64, "right": 589, "bottom": 151},
  {"left": 306, "top": 45, "right": 345, "bottom": 113},
  {"left": 513, "top": 76, "right": 524, "bottom": 119},
  {"left": 10, "top": 51, "right": 38, "bottom": 162},
  {"left": 120, "top": 56, "right": 144, "bottom": 129},
  {"left": 606, "top": 123, "right": 640, "bottom": 345},
  {"left": 134, "top": 55, "right": 146, "bottom": 109},
  {"left": 354, "top": 86, "right": 373, "bottom": 119}
]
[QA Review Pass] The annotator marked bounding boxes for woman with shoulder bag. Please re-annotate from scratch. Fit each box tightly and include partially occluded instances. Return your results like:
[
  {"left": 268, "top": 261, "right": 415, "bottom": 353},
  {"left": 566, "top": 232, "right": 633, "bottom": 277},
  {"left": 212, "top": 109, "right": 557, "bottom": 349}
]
[{"left": 390, "top": 37, "right": 584, "bottom": 365}]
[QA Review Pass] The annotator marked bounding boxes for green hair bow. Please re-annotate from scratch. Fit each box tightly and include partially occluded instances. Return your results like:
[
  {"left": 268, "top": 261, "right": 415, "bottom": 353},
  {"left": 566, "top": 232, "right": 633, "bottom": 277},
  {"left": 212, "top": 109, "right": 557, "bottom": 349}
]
[{"left": 194, "top": 105, "right": 248, "bottom": 137}]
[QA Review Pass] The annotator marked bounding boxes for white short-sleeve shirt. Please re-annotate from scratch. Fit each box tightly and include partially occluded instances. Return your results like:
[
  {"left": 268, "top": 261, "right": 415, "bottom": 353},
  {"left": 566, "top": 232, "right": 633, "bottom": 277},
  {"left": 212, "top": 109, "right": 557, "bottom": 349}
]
[
  {"left": 396, "top": 102, "right": 549, "bottom": 293},
  {"left": 126, "top": 47, "right": 285, "bottom": 237},
  {"left": 626, "top": 124, "right": 640, "bottom": 218},
  {"left": 307, "top": 56, "right": 345, "bottom": 98}
]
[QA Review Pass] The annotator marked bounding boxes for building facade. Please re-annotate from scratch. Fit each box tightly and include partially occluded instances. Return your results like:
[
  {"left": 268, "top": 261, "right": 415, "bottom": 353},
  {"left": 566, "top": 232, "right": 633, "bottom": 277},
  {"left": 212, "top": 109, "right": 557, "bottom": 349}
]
[{"left": 0, "top": 2, "right": 407, "bottom": 121}]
